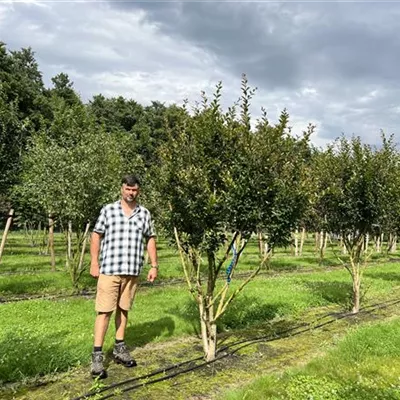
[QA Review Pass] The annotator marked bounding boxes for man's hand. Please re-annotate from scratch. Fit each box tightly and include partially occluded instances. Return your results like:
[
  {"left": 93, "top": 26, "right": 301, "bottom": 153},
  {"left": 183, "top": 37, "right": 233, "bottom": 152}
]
[
  {"left": 90, "top": 263, "right": 100, "bottom": 278},
  {"left": 147, "top": 267, "right": 158, "bottom": 283}
]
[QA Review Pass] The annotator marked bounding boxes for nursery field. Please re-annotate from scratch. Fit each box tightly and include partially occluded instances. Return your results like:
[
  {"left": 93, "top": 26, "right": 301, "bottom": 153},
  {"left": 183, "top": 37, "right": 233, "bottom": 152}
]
[{"left": 1, "top": 231, "right": 400, "bottom": 399}]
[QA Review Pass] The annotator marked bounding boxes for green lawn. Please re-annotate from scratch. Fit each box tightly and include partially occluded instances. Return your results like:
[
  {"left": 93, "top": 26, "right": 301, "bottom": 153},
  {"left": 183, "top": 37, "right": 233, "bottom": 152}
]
[
  {"left": 1, "top": 231, "right": 399, "bottom": 297},
  {"left": 1, "top": 230, "right": 400, "bottom": 397},
  {"left": 1, "top": 262, "right": 400, "bottom": 384},
  {"left": 222, "top": 317, "right": 400, "bottom": 400}
]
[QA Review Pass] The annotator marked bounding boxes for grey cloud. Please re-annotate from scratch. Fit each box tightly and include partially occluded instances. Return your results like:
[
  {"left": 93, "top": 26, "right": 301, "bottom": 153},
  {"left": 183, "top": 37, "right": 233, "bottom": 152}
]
[
  {"left": 3, "top": 1, "right": 400, "bottom": 145},
  {"left": 110, "top": 1, "right": 303, "bottom": 89},
  {"left": 109, "top": 1, "right": 400, "bottom": 90}
]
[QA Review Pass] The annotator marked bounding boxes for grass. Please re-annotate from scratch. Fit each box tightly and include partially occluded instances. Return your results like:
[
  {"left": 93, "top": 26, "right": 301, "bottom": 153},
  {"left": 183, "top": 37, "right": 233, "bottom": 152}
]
[
  {"left": 1, "top": 229, "right": 400, "bottom": 397},
  {"left": 222, "top": 318, "right": 400, "bottom": 400},
  {"left": 1, "top": 262, "right": 400, "bottom": 385},
  {"left": 1, "top": 230, "right": 399, "bottom": 298}
]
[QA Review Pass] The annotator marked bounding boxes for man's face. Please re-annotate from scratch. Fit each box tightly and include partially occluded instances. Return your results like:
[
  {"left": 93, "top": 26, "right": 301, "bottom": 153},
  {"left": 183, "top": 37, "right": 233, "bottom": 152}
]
[{"left": 121, "top": 184, "right": 140, "bottom": 203}]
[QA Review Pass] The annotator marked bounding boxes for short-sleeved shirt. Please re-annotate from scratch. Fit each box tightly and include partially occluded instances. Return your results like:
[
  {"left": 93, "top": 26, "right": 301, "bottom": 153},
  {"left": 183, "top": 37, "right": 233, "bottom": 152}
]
[{"left": 93, "top": 200, "right": 156, "bottom": 276}]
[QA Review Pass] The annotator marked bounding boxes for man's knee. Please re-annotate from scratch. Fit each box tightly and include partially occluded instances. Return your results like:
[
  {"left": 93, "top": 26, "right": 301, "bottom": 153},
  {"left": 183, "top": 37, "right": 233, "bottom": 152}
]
[{"left": 97, "top": 311, "right": 113, "bottom": 320}]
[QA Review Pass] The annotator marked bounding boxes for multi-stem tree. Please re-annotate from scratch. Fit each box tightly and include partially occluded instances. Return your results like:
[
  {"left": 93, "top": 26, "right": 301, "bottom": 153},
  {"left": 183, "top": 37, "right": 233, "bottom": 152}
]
[
  {"left": 312, "top": 134, "right": 399, "bottom": 313},
  {"left": 156, "top": 76, "right": 311, "bottom": 360}
]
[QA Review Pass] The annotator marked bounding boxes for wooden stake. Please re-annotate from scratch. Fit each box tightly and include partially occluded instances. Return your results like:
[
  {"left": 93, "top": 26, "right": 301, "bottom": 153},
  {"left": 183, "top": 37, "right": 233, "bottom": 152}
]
[{"left": 0, "top": 209, "right": 14, "bottom": 264}]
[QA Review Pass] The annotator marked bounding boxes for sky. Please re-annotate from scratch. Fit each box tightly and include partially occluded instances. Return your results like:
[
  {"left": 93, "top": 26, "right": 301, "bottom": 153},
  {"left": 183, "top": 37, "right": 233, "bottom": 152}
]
[{"left": 1, "top": 0, "right": 400, "bottom": 148}]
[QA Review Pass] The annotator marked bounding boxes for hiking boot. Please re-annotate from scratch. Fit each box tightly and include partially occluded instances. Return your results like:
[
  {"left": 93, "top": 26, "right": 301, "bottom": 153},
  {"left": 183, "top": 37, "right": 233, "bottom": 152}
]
[
  {"left": 113, "top": 342, "right": 137, "bottom": 367},
  {"left": 91, "top": 351, "right": 107, "bottom": 379}
]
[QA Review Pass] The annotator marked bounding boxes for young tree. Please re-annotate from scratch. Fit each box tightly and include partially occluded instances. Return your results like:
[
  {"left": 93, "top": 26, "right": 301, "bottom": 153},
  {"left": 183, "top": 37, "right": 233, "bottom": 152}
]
[
  {"left": 373, "top": 134, "right": 400, "bottom": 255},
  {"left": 156, "top": 76, "right": 311, "bottom": 360},
  {"left": 312, "top": 135, "right": 399, "bottom": 313}
]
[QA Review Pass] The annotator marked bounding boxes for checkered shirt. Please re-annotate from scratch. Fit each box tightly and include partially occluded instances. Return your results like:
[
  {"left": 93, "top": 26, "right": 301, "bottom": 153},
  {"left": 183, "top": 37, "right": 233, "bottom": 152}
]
[{"left": 93, "top": 201, "right": 156, "bottom": 276}]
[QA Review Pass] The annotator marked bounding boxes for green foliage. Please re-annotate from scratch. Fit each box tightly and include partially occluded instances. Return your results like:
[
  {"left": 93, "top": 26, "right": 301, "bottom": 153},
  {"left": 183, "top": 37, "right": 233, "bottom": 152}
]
[
  {"left": 15, "top": 98, "right": 132, "bottom": 227},
  {"left": 286, "top": 375, "right": 341, "bottom": 399},
  {"left": 310, "top": 134, "right": 400, "bottom": 311},
  {"left": 157, "top": 76, "right": 311, "bottom": 253},
  {"left": 311, "top": 134, "right": 400, "bottom": 243},
  {"left": 0, "top": 44, "right": 48, "bottom": 201},
  {"left": 12, "top": 97, "right": 140, "bottom": 286},
  {"left": 49, "top": 73, "right": 81, "bottom": 106}
]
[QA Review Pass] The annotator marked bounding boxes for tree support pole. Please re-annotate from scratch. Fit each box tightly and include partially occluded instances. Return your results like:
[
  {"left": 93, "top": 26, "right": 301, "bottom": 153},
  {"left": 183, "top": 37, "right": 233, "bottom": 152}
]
[{"left": 0, "top": 209, "right": 14, "bottom": 264}]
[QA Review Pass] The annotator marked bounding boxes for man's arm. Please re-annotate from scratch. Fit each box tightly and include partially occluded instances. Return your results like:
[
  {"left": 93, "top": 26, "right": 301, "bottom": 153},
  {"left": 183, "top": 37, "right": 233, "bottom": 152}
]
[
  {"left": 146, "top": 237, "right": 158, "bottom": 282},
  {"left": 90, "top": 232, "right": 103, "bottom": 278}
]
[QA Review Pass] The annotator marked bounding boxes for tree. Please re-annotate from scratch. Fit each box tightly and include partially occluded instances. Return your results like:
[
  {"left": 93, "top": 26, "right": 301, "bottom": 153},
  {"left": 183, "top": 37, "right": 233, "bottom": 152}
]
[
  {"left": 373, "top": 134, "right": 400, "bottom": 254},
  {"left": 15, "top": 97, "right": 140, "bottom": 287},
  {"left": 49, "top": 73, "right": 81, "bottom": 106},
  {"left": 312, "top": 135, "right": 398, "bottom": 313},
  {"left": 0, "top": 44, "right": 49, "bottom": 208},
  {"left": 156, "top": 76, "right": 311, "bottom": 360}
]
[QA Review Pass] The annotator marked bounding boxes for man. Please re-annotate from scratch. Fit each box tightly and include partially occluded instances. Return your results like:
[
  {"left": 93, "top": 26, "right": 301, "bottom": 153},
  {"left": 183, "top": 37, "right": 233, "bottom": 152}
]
[{"left": 90, "top": 174, "right": 158, "bottom": 379}]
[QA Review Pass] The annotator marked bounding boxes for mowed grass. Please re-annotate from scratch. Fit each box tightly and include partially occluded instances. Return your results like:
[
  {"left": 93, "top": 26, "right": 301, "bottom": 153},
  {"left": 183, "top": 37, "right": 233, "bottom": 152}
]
[
  {"left": 1, "top": 230, "right": 400, "bottom": 297},
  {"left": 1, "top": 262, "right": 400, "bottom": 384},
  {"left": 222, "top": 318, "right": 400, "bottom": 400}
]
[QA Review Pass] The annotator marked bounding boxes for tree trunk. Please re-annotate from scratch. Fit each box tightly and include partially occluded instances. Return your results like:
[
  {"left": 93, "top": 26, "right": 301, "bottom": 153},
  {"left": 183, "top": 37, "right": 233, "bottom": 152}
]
[
  {"left": 65, "top": 220, "right": 72, "bottom": 269},
  {"left": 375, "top": 234, "right": 381, "bottom": 253},
  {"left": 293, "top": 229, "right": 299, "bottom": 256},
  {"left": 200, "top": 298, "right": 217, "bottom": 362},
  {"left": 257, "top": 231, "right": 263, "bottom": 258},
  {"left": 388, "top": 233, "right": 397, "bottom": 253},
  {"left": 206, "top": 321, "right": 217, "bottom": 361},
  {"left": 319, "top": 230, "right": 327, "bottom": 261},
  {"left": 49, "top": 214, "right": 56, "bottom": 271},
  {"left": 352, "top": 269, "right": 361, "bottom": 314},
  {"left": 67, "top": 220, "right": 72, "bottom": 259},
  {"left": 340, "top": 235, "right": 345, "bottom": 254},
  {"left": 299, "top": 227, "right": 306, "bottom": 256},
  {"left": 199, "top": 298, "right": 210, "bottom": 359},
  {"left": 70, "top": 221, "right": 91, "bottom": 288},
  {"left": 0, "top": 209, "right": 14, "bottom": 264}
]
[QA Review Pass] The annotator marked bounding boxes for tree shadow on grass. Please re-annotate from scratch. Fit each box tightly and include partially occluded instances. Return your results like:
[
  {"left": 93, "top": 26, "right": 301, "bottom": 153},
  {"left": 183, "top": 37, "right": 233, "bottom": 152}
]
[
  {"left": 0, "top": 330, "right": 77, "bottom": 385},
  {"left": 0, "top": 275, "right": 69, "bottom": 296},
  {"left": 0, "top": 259, "right": 59, "bottom": 272},
  {"left": 167, "top": 295, "right": 293, "bottom": 336},
  {"left": 123, "top": 317, "right": 176, "bottom": 348},
  {"left": 364, "top": 271, "right": 400, "bottom": 282},
  {"left": 302, "top": 281, "right": 353, "bottom": 308}
]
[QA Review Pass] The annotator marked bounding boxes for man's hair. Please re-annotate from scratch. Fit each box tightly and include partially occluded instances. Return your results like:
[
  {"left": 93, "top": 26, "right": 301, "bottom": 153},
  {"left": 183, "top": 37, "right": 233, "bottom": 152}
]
[{"left": 121, "top": 174, "right": 141, "bottom": 187}]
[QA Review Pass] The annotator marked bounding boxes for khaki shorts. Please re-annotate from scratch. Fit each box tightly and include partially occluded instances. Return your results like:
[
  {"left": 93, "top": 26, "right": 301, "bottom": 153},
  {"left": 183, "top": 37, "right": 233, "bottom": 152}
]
[{"left": 95, "top": 274, "right": 138, "bottom": 313}]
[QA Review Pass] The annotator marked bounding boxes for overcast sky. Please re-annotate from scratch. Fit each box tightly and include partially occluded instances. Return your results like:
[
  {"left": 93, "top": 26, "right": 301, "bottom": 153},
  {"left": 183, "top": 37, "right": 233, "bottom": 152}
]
[{"left": 1, "top": 0, "right": 400, "bottom": 147}]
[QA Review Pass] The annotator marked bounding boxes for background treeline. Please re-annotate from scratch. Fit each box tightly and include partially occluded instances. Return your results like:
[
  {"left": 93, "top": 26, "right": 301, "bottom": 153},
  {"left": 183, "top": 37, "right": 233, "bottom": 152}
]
[{"left": 2, "top": 43, "right": 400, "bottom": 323}]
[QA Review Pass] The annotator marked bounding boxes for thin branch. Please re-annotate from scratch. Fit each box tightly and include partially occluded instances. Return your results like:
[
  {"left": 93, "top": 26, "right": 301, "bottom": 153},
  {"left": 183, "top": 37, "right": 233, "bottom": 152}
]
[
  {"left": 174, "top": 227, "right": 197, "bottom": 300},
  {"left": 213, "top": 264, "right": 261, "bottom": 322}
]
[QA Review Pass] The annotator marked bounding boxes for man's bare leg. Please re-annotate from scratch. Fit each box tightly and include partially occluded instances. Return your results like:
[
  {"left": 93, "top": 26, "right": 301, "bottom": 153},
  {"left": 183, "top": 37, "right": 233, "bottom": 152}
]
[
  {"left": 94, "top": 311, "right": 112, "bottom": 347},
  {"left": 113, "top": 306, "right": 136, "bottom": 367},
  {"left": 91, "top": 311, "right": 112, "bottom": 378},
  {"left": 115, "top": 306, "right": 128, "bottom": 340}
]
